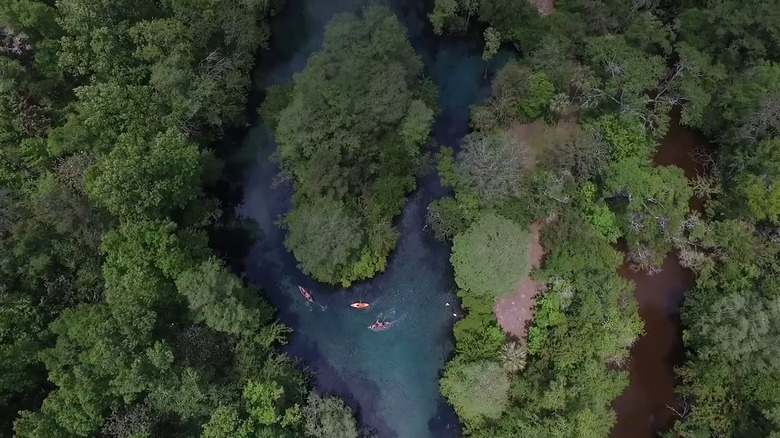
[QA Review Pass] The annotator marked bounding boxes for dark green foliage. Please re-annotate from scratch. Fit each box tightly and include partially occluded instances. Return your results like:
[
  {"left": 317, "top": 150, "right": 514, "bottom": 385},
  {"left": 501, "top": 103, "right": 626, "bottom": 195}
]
[
  {"left": 676, "top": 0, "right": 780, "bottom": 69},
  {"left": 733, "top": 138, "right": 780, "bottom": 223},
  {"left": 475, "top": 0, "right": 544, "bottom": 53},
  {"left": 259, "top": 84, "right": 294, "bottom": 133},
  {"left": 428, "top": 0, "right": 480, "bottom": 35},
  {"left": 282, "top": 199, "right": 365, "bottom": 284},
  {"left": 453, "top": 311, "right": 505, "bottom": 361},
  {"left": 176, "top": 258, "right": 273, "bottom": 335},
  {"left": 273, "top": 6, "right": 435, "bottom": 285},
  {"left": 86, "top": 129, "right": 204, "bottom": 221},
  {"left": 0, "top": 0, "right": 355, "bottom": 436},
  {"left": 0, "top": 293, "right": 43, "bottom": 405},
  {"left": 47, "top": 84, "right": 164, "bottom": 157},
  {"left": 301, "top": 393, "right": 359, "bottom": 438},
  {"left": 426, "top": 195, "right": 479, "bottom": 241}
]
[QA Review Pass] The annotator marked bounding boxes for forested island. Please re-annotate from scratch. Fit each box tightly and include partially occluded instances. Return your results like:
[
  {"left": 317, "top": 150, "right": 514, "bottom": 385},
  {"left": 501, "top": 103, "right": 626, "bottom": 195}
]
[{"left": 1, "top": 0, "right": 778, "bottom": 438}]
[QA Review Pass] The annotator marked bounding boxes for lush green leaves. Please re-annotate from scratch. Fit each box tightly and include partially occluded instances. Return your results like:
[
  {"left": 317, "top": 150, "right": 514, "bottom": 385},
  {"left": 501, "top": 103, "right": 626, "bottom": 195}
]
[
  {"left": 440, "top": 359, "right": 509, "bottom": 427},
  {"left": 176, "top": 258, "right": 271, "bottom": 335},
  {"left": 274, "top": 6, "right": 434, "bottom": 284},
  {"left": 86, "top": 129, "right": 203, "bottom": 221},
  {"left": 283, "top": 200, "right": 364, "bottom": 284},
  {"left": 451, "top": 212, "right": 529, "bottom": 298},
  {"left": 301, "top": 393, "right": 358, "bottom": 438}
]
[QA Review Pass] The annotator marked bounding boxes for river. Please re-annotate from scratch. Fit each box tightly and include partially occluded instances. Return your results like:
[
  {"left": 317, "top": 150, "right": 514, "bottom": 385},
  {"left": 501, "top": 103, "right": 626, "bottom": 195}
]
[
  {"left": 237, "top": 1, "right": 495, "bottom": 437},
  {"left": 237, "top": 1, "right": 705, "bottom": 436},
  {"left": 611, "top": 115, "right": 707, "bottom": 437}
]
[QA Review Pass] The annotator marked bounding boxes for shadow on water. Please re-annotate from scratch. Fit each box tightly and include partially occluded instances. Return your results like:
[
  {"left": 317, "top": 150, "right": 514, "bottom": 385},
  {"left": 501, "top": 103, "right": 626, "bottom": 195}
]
[{"left": 238, "top": 0, "right": 501, "bottom": 437}]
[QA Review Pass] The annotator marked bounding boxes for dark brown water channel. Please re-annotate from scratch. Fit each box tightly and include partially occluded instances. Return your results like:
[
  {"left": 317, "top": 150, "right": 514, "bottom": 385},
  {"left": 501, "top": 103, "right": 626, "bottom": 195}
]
[{"left": 611, "top": 115, "right": 707, "bottom": 437}]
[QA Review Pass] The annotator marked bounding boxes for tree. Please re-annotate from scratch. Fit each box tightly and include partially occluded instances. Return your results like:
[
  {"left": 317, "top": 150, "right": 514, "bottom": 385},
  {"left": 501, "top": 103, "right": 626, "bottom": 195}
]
[
  {"left": 101, "top": 220, "right": 208, "bottom": 309},
  {"left": 244, "top": 380, "right": 284, "bottom": 426},
  {"left": 86, "top": 129, "right": 203, "bottom": 221},
  {"left": 400, "top": 99, "right": 434, "bottom": 148},
  {"left": 451, "top": 212, "right": 530, "bottom": 297},
  {"left": 456, "top": 130, "right": 527, "bottom": 205},
  {"left": 673, "top": 42, "right": 727, "bottom": 129},
  {"left": 201, "top": 406, "right": 243, "bottom": 438},
  {"left": 482, "top": 27, "right": 501, "bottom": 63},
  {"left": 477, "top": 0, "right": 543, "bottom": 53},
  {"left": 591, "top": 113, "right": 657, "bottom": 161},
  {"left": 425, "top": 194, "right": 479, "bottom": 241},
  {"left": 517, "top": 72, "right": 555, "bottom": 121},
  {"left": 541, "top": 125, "right": 609, "bottom": 181},
  {"left": 733, "top": 138, "right": 780, "bottom": 222},
  {"left": 603, "top": 158, "right": 692, "bottom": 270},
  {"left": 499, "top": 342, "right": 527, "bottom": 373},
  {"left": 715, "top": 61, "right": 780, "bottom": 142},
  {"left": 47, "top": 84, "right": 164, "bottom": 157},
  {"left": 676, "top": 0, "right": 780, "bottom": 69},
  {"left": 282, "top": 200, "right": 364, "bottom": 284},
  {"left": 439, "top": 360, "right": 509, "bottom": 427},
  {"left": 0, "top": 293, "right": 43, "bottom": 405},
  {"left": 26, "top": 303, "right": 163, "bottom": 436},
  {"left": 176, "top": 258, "right": 272, "bottom": 336},
  {"left": 301, "top": 393, "right": 358, "bottom": 438},
  {"left": 1, "top": 0, "right": 325, "bottom": 436},
  {"left": 101, "top": 403, "right": 153, "bottom": 438},
  {"left": 429, "top": 0, "right": 479, "bottom": 34},
  {"left": 581, "top": 34, "right": 668, "bottom": 132},
  {"left": 274, "top": 6, "right": 435, "bottom": 285}
]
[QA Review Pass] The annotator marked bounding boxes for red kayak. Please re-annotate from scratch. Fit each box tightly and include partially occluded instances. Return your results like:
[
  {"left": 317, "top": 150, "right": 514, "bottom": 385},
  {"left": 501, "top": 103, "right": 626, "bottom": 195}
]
[
  {"left": 368, "top": 320, "right": 393, "bottom": 331},
  {"left": 298, "top": 286, "right": 314, "bottom": 304},
  {"left": 350, "top": 301, "right": 370, "bottom": 309}
]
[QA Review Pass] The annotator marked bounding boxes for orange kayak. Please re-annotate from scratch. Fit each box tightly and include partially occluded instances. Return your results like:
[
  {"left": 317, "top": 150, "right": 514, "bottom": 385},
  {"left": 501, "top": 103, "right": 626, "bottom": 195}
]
[{"left": 350, "top": 301, "right": 370, "bottom": 309}]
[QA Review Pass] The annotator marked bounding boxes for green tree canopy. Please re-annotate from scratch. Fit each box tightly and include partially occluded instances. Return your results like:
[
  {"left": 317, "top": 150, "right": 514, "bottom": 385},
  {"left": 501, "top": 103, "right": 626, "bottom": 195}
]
[
  {"left": 176, "top": 258, "right": 273, "bottom": 335},
  {"left": 273, "top": 6, "right": 435, "bottom": 285},
  {"left": 86, "top": 129, "right": 203, "bottom": 221},
  {"left": 440, "top": 359, "right": 510, "bottom": 427},
  {"left": 301, "top": 393, "right": 358, "bottom": 438},
  {"left": 283, "top": 199, "right": 364, "bottom": 284},
  {"left": 451, "top": 211, "right": 529, "bottom": 297}
]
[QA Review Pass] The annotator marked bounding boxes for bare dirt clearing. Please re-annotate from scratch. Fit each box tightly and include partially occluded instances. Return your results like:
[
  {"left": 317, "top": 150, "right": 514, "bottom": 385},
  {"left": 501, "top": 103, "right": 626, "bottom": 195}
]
[{"left": 493, "top": 222, "right": 546, "bottom": 341}]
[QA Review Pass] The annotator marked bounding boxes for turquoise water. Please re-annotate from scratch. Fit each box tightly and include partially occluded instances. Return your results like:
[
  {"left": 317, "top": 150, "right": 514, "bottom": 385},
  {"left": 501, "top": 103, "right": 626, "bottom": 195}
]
[{"left": 239, "top": 1, "right": 498, "bottom": 436}]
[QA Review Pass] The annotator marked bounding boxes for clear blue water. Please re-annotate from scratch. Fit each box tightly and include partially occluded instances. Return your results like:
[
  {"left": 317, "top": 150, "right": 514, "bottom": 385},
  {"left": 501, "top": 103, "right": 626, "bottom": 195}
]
[{"left": 238, "top": 1, "right": 502, "bottom": 436}]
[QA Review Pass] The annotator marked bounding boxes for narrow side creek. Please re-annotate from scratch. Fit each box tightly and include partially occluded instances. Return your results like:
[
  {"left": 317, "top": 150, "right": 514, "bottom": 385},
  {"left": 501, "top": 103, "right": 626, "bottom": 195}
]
[{"left": 611, "top": 115, "right": 707, "bottom": 437}]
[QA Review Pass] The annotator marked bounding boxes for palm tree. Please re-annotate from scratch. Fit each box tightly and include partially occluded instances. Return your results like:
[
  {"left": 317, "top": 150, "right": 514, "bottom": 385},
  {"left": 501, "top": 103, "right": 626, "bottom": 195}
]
[
  {"left": 549, "top": 92, "right": 571, "bottom": 118},
  {"left": 499, "top": 342, "right": 527, "bottom": 374}
]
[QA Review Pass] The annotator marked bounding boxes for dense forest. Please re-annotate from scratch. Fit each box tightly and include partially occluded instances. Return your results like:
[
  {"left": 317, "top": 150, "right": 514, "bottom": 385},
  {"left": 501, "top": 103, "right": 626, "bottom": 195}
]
[
  {"left": 264, "top": 5, "right": 436, "bottom": 286},
  {"left": 427, "top": 0, "right": 780, "bottom": 437},
  {"left": 1, "top": 0, "right": 779, "bottom": 437},
  {"left": 0, "top": 0, "right": 358, "bottom": 437}
]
